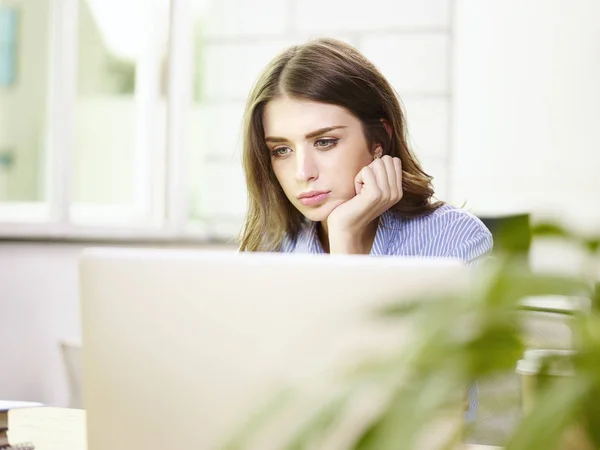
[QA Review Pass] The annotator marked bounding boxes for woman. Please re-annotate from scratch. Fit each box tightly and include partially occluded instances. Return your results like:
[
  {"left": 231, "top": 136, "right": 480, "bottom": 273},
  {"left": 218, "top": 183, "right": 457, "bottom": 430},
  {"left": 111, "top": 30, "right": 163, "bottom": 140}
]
[
  {"left": 238, "top": 37, "right": 489, "bottom": 422},
  {"left": 238, "top": 37, "right": 492, "bottom": 263}
]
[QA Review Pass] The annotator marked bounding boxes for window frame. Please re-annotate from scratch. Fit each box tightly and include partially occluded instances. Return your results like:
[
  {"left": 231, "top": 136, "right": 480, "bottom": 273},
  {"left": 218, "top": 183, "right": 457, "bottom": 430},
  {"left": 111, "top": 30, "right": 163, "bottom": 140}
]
[{"left": 0, "top": 0, "right": 226, "bottom": 243}]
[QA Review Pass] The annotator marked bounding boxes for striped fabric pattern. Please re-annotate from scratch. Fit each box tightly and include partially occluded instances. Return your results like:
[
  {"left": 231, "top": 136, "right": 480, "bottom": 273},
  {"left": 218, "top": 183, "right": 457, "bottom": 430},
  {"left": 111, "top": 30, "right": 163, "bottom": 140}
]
[
  {"left": 278, "top": 203, "right": 494, "bottom": 421},
  {"left": 280, "top": 203, "right": 493, "bottom": 265}
]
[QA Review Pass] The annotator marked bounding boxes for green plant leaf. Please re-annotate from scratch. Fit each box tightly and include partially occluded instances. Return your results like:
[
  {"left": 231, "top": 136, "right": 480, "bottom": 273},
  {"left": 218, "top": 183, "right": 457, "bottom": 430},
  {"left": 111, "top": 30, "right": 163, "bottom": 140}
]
[
  {"left": 281, "top": 387, "right": 354, "bottom": 450},
  {"left": 219, "top": 387, "right": 296, "bottom": 450},
  {"left": 506, "top": 375, "right": 593, "bottom": 450}
]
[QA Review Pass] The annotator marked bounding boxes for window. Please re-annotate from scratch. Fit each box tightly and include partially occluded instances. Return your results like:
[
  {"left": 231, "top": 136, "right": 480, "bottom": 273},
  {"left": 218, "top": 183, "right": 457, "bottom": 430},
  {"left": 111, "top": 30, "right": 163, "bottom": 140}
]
[
  {"left": 0, "top": 0, "right": 246, "bottom": 241},
  {"left": 72, "top": 0, "right": 170, "bottom": 227},
  {"left": 0, "top": 0, "right": 194, "bottom": 239},
  {"left": 0, "top": 1, "right": 51, "bottom": 223}
]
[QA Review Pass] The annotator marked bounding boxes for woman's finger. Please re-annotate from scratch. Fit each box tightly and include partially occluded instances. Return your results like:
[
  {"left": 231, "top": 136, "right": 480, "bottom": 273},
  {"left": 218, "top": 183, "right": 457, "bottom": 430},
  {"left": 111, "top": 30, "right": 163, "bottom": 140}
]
[
  {"left": 381, "top": 155, "right": 398, "bottom": 199},
  {"left": 355, "top": 165, "right": 381, "bottom": 200},
  {"left": 393, "top": 157, "right": 403, "bottom": 200},
  {"left": 368, "top": 158, "right": 390, "bottom": 201}
]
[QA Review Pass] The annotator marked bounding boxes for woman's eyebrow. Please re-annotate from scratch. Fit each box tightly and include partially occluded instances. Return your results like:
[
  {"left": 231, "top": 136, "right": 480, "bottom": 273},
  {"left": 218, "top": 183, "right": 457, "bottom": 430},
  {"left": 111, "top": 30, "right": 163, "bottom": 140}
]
[
  {"left": 265, "top": 125, "right": 347, "bottom": 143},
  {"left": 305, "top": 125, "right": 347, "bottom": 139}
]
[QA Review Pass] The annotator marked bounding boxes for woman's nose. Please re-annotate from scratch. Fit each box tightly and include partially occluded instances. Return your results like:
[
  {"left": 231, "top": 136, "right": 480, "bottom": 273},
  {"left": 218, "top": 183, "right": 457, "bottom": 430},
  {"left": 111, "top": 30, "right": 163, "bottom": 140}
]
[{"left": 295, "top": 148, "right": 318, "bottom": 182}]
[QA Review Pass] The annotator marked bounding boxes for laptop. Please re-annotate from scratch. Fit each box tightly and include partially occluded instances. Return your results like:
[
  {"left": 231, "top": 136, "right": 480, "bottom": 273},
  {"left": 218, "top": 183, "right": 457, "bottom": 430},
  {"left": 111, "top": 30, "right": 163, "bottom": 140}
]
[{"left": 80, "top": 249, "right": 469, "bottom": 450}]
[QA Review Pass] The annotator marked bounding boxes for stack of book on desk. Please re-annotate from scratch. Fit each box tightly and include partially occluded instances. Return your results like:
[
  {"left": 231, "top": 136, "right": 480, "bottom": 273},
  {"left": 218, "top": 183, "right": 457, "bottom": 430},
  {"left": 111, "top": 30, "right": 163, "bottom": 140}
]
[{"left": 0, "top": 401, "right": 41, "bottom": 450}]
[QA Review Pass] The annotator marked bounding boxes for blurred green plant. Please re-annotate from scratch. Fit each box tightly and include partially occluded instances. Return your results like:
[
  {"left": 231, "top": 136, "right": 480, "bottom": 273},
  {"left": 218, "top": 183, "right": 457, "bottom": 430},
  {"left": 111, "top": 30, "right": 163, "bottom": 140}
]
[{"left": 224, "top": 220, "right": 599, "bottom": 450}]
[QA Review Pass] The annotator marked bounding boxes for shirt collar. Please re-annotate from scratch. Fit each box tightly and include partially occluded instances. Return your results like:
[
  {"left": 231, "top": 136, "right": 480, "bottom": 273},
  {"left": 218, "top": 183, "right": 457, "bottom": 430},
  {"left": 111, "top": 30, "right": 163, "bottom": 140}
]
[{"left": 295, "top": 210, "right": 401, "bottom": 255}]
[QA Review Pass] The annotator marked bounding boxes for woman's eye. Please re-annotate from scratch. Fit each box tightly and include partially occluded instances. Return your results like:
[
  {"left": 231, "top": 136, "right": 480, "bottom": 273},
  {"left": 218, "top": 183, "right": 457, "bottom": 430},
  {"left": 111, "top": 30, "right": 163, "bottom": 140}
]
[
  {"left": 315, "top": 138, "right": 339, "bottom": 149},
  {"left": 271, "top": 147, "right": 291, "bottom": 157}
]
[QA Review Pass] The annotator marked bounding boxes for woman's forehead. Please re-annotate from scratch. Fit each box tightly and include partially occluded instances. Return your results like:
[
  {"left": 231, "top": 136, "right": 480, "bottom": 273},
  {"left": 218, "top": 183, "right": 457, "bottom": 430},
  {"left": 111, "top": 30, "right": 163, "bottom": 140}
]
[{"left": 263, "top": 97, "right": 359, "bottom": 137}]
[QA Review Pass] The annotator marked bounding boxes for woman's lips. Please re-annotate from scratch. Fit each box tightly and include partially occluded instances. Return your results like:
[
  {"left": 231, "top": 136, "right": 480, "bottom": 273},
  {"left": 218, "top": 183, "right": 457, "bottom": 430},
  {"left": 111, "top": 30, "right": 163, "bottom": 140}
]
[{"left": 297, "top": 191, "right": 330, "bottom": 206}]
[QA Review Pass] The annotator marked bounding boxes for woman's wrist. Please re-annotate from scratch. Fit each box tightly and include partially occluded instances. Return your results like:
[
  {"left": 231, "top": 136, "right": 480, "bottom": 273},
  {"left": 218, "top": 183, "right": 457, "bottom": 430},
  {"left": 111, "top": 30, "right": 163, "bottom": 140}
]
[{"left": 327, "top": 226, "right": 372, "bottom": 255}]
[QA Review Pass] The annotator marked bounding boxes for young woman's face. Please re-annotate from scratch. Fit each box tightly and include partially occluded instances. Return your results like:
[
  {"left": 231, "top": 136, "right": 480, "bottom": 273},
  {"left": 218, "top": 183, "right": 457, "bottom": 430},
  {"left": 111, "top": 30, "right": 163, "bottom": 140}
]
[{"left": 263, "top": 97, "right": 374, "bottom": 222}]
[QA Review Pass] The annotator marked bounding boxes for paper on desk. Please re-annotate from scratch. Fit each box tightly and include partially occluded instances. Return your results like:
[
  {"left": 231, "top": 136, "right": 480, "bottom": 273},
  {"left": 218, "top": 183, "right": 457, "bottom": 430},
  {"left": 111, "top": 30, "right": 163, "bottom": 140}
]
[{"left": 8, "top": 408, "right": 87, "bottom": 450}]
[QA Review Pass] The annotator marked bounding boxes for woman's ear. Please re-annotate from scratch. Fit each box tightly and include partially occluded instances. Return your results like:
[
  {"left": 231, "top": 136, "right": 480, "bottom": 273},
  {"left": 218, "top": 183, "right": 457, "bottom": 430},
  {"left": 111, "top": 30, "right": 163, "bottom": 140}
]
[
  {"left": 380, "top": 118, "right": 393, "bottom": 139},
  {"left": 373, "top": 145, "right": 383, "bottom": 159}
]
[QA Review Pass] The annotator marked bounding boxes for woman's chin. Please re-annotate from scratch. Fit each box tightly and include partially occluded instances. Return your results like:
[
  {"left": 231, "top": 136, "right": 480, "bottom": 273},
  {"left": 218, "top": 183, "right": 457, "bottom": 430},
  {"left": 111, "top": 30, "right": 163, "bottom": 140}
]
[
  {"left": 296, "top": 202, "right": 339, "bottom": 223},
  {"left": 302, "top": 213, "right": 328, "bottom": 223}
]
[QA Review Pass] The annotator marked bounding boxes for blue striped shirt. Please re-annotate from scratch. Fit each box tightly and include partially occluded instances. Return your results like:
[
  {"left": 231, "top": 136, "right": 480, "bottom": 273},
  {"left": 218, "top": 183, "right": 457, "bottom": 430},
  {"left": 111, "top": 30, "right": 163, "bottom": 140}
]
[
  {"left": 278, "top": 203, "right": 493, "bottom": 421},
  {"left": 280, "top": 203, "right": 493, "bottom": 265}
]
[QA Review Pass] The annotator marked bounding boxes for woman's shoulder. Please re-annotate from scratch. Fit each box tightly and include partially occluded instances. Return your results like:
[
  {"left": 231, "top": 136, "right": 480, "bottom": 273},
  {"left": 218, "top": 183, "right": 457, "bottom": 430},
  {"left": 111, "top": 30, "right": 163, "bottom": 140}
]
[
  {"left": 400, "top": 203, "right": 490, "bottom": 234},
  {"left": 427, "top": 203, "right": 493, "bottom": 260},
  {"left": 388, "top": 203, "right": 494, "bottom": 263},
  {"left": 427, "top": 203, "right": 490, "bottom": 230}
]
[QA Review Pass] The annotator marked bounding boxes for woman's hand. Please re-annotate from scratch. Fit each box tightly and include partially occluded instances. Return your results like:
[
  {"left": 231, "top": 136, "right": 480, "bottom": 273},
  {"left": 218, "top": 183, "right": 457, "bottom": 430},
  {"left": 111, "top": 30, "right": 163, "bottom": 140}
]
[{"left": 326, "top": 155, "right": 403, "bottom": 254}]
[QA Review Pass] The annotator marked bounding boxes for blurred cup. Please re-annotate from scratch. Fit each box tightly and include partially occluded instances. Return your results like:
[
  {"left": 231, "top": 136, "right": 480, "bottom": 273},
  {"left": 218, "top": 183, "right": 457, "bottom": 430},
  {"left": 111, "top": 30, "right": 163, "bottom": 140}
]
[{"left": 516, "top": 349, "right": 594, "bottom": 450}]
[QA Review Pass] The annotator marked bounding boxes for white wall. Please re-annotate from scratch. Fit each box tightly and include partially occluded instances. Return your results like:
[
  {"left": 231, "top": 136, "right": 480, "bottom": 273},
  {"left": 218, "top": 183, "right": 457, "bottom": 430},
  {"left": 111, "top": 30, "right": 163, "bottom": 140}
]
[
  {"left": 0, "top": 243, "right": 82, "bottom": 405},
  {"left": 451, "top": 0, "right": 600, "bottom": 232}
]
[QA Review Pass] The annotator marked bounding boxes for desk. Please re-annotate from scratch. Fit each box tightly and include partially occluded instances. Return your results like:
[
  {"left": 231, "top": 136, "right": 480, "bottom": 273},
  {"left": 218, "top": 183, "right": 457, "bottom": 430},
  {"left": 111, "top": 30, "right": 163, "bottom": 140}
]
[
  {"left": 8, "top": 407, "right": 501, "bottom": 450},
  {"left": 8, "top": 408, "right": 85, "bottom": 450}
]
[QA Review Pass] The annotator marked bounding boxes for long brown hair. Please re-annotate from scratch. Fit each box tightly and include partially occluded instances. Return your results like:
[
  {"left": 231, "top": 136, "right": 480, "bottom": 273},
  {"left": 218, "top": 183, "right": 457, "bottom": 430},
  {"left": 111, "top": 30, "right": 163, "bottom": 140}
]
[{"left": 238, "top": 38, "right": 443, "bottom": 252}]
